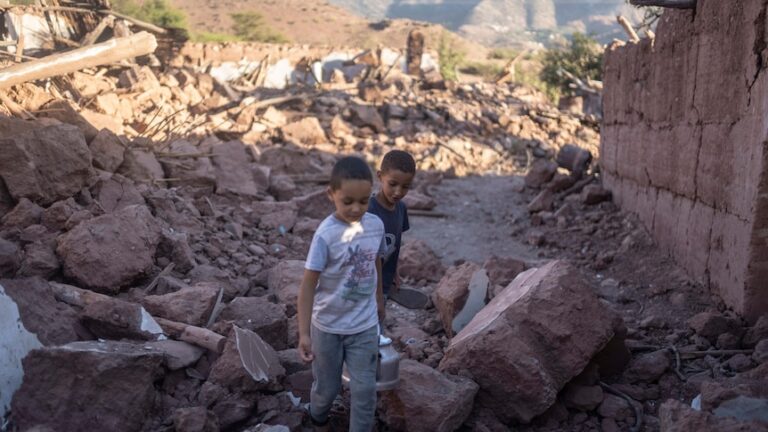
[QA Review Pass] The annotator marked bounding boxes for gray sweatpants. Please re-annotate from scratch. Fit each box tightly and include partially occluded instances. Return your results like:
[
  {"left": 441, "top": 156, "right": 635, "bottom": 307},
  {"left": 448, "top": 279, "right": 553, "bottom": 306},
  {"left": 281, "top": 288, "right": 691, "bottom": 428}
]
[{"left": 309, "top": 324, "right": 378, "bottom": 432}]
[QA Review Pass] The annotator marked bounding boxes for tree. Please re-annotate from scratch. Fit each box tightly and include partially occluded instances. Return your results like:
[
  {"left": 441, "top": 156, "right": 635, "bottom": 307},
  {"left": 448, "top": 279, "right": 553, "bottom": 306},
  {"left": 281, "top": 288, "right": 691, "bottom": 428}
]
[{"left": 540, "top": 33, "right": 603, "bottom": 96}]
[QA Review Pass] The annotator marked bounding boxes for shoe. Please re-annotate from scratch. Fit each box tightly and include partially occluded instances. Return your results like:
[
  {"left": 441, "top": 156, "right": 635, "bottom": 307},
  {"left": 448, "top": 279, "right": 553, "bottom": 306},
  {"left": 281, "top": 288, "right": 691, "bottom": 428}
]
[{"left": 304, "top": 403, "right": 331, "bottom": 432}]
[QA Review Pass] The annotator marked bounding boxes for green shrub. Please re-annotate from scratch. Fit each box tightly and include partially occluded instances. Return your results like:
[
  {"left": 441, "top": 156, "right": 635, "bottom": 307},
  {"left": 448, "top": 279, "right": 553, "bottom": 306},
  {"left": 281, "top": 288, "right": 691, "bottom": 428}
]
[
  {"left": 437, "top": 32, "right": 464, "bottom": 81},
  {"left": 459, "top": 61, "right": 503, "bottom": 80},
  {"left": 191, "top": 32, "right": 241, "bottom": 43},
  {"left": 111, "top": 0, "right": 187, "bottom": 29},
  {"left": 231, "top": 11, "right": 288, "bottom": 43},
  {"left": 488, "top": 48, "right": 520, "bottom": 61},
  {"left": 540, "top": 32, "right": 603, "bottom": 96}
]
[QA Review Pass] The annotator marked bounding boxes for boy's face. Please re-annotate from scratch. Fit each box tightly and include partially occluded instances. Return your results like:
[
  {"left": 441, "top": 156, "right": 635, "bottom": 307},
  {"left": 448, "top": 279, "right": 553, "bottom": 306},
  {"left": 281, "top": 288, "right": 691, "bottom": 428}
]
[
  {"left": 377, "top": 169, "right": 415, "bottom": 208},
  {"left": 327, "top": 179, "right": 373, "bottom": 224}
]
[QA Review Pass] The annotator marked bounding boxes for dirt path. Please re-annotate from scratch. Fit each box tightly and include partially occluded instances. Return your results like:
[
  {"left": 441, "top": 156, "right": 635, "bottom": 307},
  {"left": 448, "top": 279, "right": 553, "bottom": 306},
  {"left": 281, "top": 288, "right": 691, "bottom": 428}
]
[{"left": 404, "top": 175, "right": 537, "bottom": 266}]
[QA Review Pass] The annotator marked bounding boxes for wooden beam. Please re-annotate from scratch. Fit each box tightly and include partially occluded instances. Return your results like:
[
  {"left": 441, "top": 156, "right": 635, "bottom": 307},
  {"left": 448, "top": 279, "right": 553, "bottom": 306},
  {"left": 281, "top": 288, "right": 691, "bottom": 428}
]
[
  {"left": 617, "top": 15, "right": 640, "bottom": 43},
  {"left": 629, "top": 0, "right": 696, "bottom": 9},
  {"left": 0, "top": 31, "right": 157, "bottom": 89}
]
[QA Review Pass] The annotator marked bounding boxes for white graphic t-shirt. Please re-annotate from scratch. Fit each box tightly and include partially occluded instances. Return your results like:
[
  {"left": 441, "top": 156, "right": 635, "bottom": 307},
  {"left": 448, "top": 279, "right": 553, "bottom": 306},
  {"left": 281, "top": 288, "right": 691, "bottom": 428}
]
[{"left": 305, "top": 213, "right": 386, "bottom": 335}]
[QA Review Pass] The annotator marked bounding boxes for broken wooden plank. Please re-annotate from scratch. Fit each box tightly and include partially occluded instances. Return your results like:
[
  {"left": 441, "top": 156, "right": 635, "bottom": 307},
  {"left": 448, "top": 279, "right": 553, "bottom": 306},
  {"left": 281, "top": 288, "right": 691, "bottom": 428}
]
[
  {"left": 0, "top": 31, "right": 157, "bottom": 89},
  {"left": 80, "top": 15, "right": 115, "bottom": 46},
  {"left": 617, "top": 15, "right": 640, "bottom": 43},
  {"left": 155, "top": 317, "right": 227, "bottom": 353},
  {"left": 629, "top": 0, "right": 696, "bottom": 8}
]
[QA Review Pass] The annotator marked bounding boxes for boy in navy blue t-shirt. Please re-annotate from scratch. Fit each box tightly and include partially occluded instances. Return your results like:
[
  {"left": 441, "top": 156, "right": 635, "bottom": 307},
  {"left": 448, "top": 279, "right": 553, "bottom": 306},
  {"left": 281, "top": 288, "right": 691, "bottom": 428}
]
[{"left": 367, "top": 150, "right": 416, "bottom": 297}]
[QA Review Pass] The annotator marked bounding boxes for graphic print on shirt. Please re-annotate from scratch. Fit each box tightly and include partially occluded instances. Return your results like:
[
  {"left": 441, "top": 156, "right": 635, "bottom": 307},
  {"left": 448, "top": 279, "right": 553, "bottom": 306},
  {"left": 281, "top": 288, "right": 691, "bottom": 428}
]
[{"left": 341, "top": 244, "right": 377, "bottom": 301}]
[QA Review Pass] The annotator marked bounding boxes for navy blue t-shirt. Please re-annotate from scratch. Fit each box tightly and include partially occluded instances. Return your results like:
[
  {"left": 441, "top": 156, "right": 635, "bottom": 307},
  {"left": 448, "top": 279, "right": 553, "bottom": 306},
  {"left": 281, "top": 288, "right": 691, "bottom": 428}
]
[{"left": 367, "top": 197, "right": 409, "bottom": 294}]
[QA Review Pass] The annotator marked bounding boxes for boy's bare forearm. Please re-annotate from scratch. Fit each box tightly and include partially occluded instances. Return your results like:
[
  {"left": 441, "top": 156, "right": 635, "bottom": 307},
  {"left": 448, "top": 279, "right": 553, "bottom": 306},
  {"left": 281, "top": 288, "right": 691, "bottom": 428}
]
[{"left": 297, "top": 270, "right": 320, "bottom": 338}]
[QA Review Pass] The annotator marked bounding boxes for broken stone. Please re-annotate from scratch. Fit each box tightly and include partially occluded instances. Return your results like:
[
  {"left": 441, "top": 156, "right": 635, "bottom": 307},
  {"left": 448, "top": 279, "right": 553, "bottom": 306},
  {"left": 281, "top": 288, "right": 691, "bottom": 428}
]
[
  {"left": 527, "top": 189, "right": 555, "bottom": 213},
  {"left": 259, "top": 146, "right": 325, "bottom": 176},
  {"left": 724, "top": 353, "right": 754, "bottom": 372},
  {"left": 754, "top": 339, "right": 768, "bottom": 363},
  {"left": 597, "top": 394, "right": 632, "bottom": 421},
  {"left": 433, "top": 262, "right": 482, "bottom": 337},
  {"left": 292, "top": 189, "right": 334, "bottom": 220},
  {"left": 172, "top": 407, "right": 220, "bottom": 432},
  {"left": 659, "top": 399, "right": 768, "bottom": 431},
  {"left": 268, "top": 174, "right": 297, "bottom": 201},
  {"left": 482, "top": 255, "right": 527, "bottom": 288},
  {"left": 281, "top": 117, "right": 328, "bottom": 146},
  {"left": 556, "top": 144, "right": 592, "bottom": 177},
  {"left": 349, "top": 104, "right": 386, "bottom": 133},
  {"left": 147, "top": 340, "right": 205, "bottom": 371},
  {"left": 743, "top": 316, "right": 768, "bottom": 347},
  {"left": 402, "top": 191, "right": 437, "bottom": 210},
  {"left": 212, "top": 141, "right": 266, "bottom": 197},
  {"left": 581, "top": 184, "right": 612, "bottom": 205},
  {"left": 89, "top": 129, "right": 125, "bottom": 172},
  {"left": 118, "top": 148, "right": 165, "bottom": 183},
  {"left": 439, "top": 261, "right": 622, "bottom": 423},
  {"left": 0, "top": 123, "right": 94, "bottom": 207},
  {"left": 525, "top": 159, "right": 558, "bottom": 189},
  {"left": 261, "top": 106, "right": 287, "bottom": 127},
  {"left": 91, "top": 173, "right": 145, "bottom": 213},
  {"left": 207, "top": 328, "right": 285, "bottom": 393},
  {"left": 0, "top": 238, "right": 21, "bottom": 277},
  {"left": 716, "top": 333, "right": 742, "bottom": 350},
  {"left": 142, "top": 284, "right": 220, "bottom": 327},
  {"left": 268, "top": 260, "right": 305, "bottom": 316},
  {"left": 398, "top": 240, "right": 445, "bottom": 282},
  {"left": 10, "top": 340, "right": 165, "bottom": 431},
  {"left": 688, "top": 312, "right": 743, "bottom": 343},
  {"left": 547, "top": 172, "right": 577, "bottom": 192},
  {"left": 1, "top": 278, "right": 81, "bottom": 345},
  {"left": 562, "top": 384, "right": 604, "bottom": 411},
  {"left": 378, "top": 360, "right": 478, "bottom": 432},
  {"left": 277, "top": 349, "right": 310, "bottom": 375},
  {"left": 56, "top": 205, "right": 162, "bottom": 294},
  {"left": 38, "top": 99, "right": 99, "bottom": 141},
  {"left": 18, "top": 241, "right": 59, "bottom": 278},
  {"left": 41, "top": 198, "right": 81, "bottom": 231},
  {"left": 81, "top": 297, "right": 164, "bottom": 340},
  {"left": 1, "top": 198, "right": 43, "bottom": 228},
  {"left": 623, "top": 349, "right": 670, "bottom": 383},
  {"left": 216, "top": 296, "right": 288, "bottom": 351},
  {"left": 159, "top": 139, "right": 216, "bottom": 189},
  {"left": 330, "top": 114, "right": 353, "bottom": 138}
]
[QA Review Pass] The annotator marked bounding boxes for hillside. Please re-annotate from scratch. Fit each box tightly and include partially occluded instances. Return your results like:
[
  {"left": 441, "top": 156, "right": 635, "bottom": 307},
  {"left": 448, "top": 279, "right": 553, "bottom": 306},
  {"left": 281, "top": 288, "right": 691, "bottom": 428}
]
[
  {"left": 167, "top": 0, "right": 490, "bottom": 61},
  {"left": 329, "top": 0, "right": 643, "bottom": 47}
]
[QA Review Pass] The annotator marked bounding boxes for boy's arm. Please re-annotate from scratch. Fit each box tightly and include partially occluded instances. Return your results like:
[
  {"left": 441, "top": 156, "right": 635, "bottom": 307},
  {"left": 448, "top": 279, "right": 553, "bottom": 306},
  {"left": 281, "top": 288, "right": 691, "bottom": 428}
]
[
  {"left": 376, "top": 257, "right": 385, "bottom": 323},
  {"left": 297, "top": 269, "right": 321, "bottom": 362}
]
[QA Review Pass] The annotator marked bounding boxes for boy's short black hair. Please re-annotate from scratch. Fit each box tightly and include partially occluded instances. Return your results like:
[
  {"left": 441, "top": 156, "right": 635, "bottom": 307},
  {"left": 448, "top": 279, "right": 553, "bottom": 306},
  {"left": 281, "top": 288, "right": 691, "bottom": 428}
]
[
  {"left": 380, "top": 150, "right": 416, "bottom": 174},
  {"left": 329, "top": 156, "right": 373, "bottom": 190}
]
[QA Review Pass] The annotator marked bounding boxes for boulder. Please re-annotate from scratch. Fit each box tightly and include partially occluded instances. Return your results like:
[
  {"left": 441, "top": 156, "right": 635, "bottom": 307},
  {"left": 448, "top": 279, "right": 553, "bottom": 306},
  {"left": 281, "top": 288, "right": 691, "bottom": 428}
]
[
  {"left": 581, "top": 184, "right": 612, "bottom": 205},
  {"left": 378, "top": 360, "right": 478, "bottom": 432},
  {"left": 292, "top": 189, "right": 334, "bottom": 220},
  {"left": 160, "top": 139, "right": 216, "bottom": 189},
  {"left": 439, "top": 261, "right": 621, "bottom": 423},
  {"left": 1, "top": 198, "right": 43, "bottom": 228},
  {"left": 527, "top": 189, "right": 554, "bottom": 213},
  {"left": 623, "top": 349, "right": 670, "bottom": 383},
  {"left": 81, "top": 297, "right": 164, "bottom": 341},
  {"left": 524, "top": 159, "right": 557, "bottom": 189},
  {"left": 744, "top": 316, "right": 768, "bottom": 347},
  {"left": 268, "top": 260, "right": 305, "bottom": 316},
  {"left": 268, "top": 174, "right": 297, "bottom": 201},
  {"left": 142, "top": 284, "right": 221, "bottom": 327},
  {"left": 281, "top": 117, "right": 328, "bottom": 146},
  {"left": 259, "top": 146, "right": 325, "bottom": 176},
  {"left": 41, "top": 198, "right": 82, "bottom": 231},
  {"left": 432, "top": 262, "right": 482, "bottom": 337},
  {"left": 207, "top": 328, "right": 285, "bottom": 393},
  {"left": 212, "top": 141, "right": 267, "bottom": 197},
  {"left": 562, "top": 384, "right": 604, "bottom": 411},
  {"left": 10, "top": 340, "right": 165, "bottom": 431},
  {"left": 0, "top": 238, "right": 20, "bottom": 277},
  {"left": 597, "top": 394, "right": 632, "bottom": 421},
  {"left": 119, "top": 148, "right": 165, "bottom": 183},
  {"left": 688, "top": 312, "right": 742, "bottom": 343},
  {"left": 0, "top": 122, "right": 94, "bottom": 206},
  {"left": 398, "top": 240, "right": 445, "bottom": 282},
  {"left": 1, "top": 278, "right": 81, "bottom": 345},
  {"left": 37, "top": 99, "right": 99, "bottom": 141},
  {"left": 56, "top": 205, "right": 161, "bottom": 294},
  {"left": 89, "top": 129, "right": 125, "bottom": 172},
  {"left": 157, "top": 230, "right": 197, "bottom": 273},
  {"left": 216, "top": 296, "right": 288, "bottom": 350},
  {"left": 172, "top": 407, "right": 220, "bottom": 432}
]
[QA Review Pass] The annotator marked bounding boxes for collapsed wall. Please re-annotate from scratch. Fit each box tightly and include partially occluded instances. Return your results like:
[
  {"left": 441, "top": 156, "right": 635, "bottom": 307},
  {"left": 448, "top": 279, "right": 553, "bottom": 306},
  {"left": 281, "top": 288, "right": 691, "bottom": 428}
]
[{"left": 601, "top": 0, "right": 768, "bottom": 321}]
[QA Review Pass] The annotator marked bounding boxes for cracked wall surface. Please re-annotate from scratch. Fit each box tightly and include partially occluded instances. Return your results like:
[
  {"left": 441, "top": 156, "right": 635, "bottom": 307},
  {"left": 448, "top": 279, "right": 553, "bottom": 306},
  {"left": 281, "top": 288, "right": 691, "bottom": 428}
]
[{"left": 601, "top": 0, "right": 768, "bottom": 321}]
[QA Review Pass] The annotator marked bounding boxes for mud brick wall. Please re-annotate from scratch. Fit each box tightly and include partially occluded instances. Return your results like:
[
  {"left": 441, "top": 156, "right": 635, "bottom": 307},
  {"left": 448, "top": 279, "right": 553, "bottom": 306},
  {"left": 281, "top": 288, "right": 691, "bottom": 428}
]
[{"left": 601, "top": 0, "right": 768, "bottom": 321}]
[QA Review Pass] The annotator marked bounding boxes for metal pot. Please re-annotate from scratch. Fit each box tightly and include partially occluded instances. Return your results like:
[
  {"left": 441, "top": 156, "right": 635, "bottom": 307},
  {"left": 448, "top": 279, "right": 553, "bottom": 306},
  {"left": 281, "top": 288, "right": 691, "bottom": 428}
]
[{"left": 341, "top": 331, "right": 400, "bottom": 391}]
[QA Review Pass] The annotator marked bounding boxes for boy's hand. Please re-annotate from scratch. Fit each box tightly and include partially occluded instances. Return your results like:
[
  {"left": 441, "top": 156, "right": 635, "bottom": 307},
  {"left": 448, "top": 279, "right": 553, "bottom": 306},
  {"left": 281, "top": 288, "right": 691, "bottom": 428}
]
[{"left": 298, "top": 334, "right": 314, "bottom": 363}]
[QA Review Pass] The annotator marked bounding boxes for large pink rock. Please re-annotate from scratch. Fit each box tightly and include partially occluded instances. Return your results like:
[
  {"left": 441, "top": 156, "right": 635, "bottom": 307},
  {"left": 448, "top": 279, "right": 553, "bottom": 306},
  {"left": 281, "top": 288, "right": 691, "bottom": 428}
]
[
  {"left": 439, "top": 260, "right": 622, "bottom": 423},
  {"left": 281, "top": 117, "right": 328, "bottom": 146},
  {"left": 378, "top": 360, "right": 478, "bottom": 432},
  {"left": 398, "top": 240, "right": 445, "bottom": 282},
  {"left": 0, "top": 123, "right": 94, "bottom": 205},
  {"left": 56, "top": 205, "right": 161, "bottom": 294},
  {"left": 10, "top": 340, "right": 166, "bottom": 431},
  {"left": 432, "top": 262, "right": 482, "bottom": 337},
  {"left": 211, "top": 141, "right": 269, "bottom": 197},
  {"left": 215, "top": 296, "right": 288, "bottom": 350}
]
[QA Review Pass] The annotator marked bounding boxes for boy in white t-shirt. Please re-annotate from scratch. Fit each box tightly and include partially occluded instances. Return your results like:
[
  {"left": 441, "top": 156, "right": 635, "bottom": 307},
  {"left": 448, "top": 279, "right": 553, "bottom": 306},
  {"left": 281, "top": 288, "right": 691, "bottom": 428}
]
[{"left": 297, "top": 156, "right": 386, "bottom": 432}]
